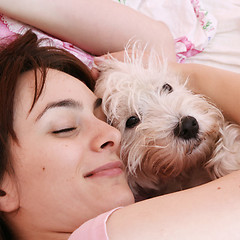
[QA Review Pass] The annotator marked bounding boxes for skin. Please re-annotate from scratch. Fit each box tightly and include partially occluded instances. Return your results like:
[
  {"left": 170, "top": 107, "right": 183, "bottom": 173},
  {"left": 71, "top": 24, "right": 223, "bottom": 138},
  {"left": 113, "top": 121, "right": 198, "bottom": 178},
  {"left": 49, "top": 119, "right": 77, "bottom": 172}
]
[
  {"left": 0, "top": 0, "right": 176, "bottom": 61},
  {"left": 5, "top": 69, "right": 134, "bottom": 240},
  {"left": 94, "top": 52, "right": 240, "bottom": 124},
  {"left": 175, "top": 63, "right": 240, "bottom": 125},
  {"left": 0, "top": 1, "right": 240, "bottom": 238},
  {"left": 5, "top": 61, "right": 240, "bottom": 240}
]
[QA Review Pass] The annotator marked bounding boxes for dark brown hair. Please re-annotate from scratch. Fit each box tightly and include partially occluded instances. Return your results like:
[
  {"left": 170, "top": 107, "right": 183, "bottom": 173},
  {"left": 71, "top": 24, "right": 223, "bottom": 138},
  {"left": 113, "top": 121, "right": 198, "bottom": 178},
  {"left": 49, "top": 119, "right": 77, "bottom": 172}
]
[{"left": 0, "top": 30, "right": 95, "bottom": 239}]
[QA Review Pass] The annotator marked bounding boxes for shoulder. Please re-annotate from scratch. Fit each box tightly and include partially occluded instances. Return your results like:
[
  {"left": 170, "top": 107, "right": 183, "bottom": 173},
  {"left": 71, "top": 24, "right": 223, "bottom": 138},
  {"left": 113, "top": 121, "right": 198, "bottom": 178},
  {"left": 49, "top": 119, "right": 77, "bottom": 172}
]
[{"left": 68, "top": 207, "right": 122, "bottom": 240}]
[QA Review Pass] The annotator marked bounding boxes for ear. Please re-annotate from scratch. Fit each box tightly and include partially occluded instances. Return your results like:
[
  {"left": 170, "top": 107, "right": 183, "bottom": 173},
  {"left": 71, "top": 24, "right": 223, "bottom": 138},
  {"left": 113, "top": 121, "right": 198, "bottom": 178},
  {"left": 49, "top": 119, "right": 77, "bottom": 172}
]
[{"left": 0, "top": 173, "right": 19, "bottom": 213}]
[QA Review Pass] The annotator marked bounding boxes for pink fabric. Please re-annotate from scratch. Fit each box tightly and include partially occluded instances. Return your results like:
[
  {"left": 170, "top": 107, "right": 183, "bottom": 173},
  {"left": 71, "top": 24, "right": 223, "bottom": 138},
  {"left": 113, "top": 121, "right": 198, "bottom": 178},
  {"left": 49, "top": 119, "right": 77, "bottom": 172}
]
[
  {"left": 68, "top": 208, "right": 122, "bottom": 240},
  {"left": 175, "top": 36, "right": 201, "bottom": 60},
  {"left": 115, "top": 0, "right": 217, "bottom": 63},
  {"left": 0, "top": 14, "right": 94, "bottom": 68}
]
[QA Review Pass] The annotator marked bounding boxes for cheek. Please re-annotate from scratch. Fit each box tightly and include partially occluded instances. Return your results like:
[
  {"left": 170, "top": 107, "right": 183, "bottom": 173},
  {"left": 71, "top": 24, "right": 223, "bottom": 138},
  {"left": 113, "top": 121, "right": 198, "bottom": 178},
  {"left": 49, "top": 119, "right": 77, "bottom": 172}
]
[
  {"left": 38, "top": 141, "right": 86, "bottom": 173},
  {"left": 12, "top": 139, "right": 86, "bottom": 182},
  {"left": 11, "top": 141, "right": 88, "bottom": 208}
]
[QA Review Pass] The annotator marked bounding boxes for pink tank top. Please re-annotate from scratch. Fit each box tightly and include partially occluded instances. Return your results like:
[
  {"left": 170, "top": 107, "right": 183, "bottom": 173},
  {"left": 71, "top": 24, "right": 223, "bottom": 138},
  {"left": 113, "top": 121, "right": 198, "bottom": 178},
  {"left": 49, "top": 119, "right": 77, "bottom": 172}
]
[{"left": 68, "top": 208, "right": 121, "bottom": 240}]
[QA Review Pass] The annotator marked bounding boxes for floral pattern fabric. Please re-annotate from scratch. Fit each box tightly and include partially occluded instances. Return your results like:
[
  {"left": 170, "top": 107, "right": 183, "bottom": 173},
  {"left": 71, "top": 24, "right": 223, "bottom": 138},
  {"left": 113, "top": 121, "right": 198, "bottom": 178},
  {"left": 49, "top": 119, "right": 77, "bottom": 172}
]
[
  {"left": 0, "top": 14, "right": 93, "bottom": 68},
  {"left": 113, "top": 0, "right": 217, "bottom": 62},
  {"left": 0, "top": 0, "right": 217, "bottom": 65}
]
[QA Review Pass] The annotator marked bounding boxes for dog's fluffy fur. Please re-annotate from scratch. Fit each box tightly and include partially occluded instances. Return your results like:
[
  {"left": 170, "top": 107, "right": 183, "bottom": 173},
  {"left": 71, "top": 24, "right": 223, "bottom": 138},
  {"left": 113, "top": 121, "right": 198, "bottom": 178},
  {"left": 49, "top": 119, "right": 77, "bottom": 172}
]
[{"left": 95, "top": 48, "right": 240, "bottom": 198}]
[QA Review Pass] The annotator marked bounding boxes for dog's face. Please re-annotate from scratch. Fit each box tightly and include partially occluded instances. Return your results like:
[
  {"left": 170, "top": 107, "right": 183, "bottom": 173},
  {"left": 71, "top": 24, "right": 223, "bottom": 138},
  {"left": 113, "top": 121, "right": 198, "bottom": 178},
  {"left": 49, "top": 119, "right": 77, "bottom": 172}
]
[{"left": 95, "top": 55, "right": 224, "bottom": 195}]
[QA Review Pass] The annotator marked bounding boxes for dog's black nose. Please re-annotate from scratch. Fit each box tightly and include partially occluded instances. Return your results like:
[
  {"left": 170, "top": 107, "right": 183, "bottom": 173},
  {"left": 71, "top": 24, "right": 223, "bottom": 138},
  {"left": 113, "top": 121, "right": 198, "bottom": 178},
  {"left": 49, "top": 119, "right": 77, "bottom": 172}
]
[{"left": 174, "top": 116, "right": 199, "bottom": 140}]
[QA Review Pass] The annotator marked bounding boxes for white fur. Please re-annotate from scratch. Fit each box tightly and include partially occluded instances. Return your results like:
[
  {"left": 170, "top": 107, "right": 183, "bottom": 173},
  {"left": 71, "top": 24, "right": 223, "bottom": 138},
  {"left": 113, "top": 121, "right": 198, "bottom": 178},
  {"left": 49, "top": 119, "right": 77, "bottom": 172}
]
[{"left": 95, "top": 48, "right": 240, "bottom": 197}]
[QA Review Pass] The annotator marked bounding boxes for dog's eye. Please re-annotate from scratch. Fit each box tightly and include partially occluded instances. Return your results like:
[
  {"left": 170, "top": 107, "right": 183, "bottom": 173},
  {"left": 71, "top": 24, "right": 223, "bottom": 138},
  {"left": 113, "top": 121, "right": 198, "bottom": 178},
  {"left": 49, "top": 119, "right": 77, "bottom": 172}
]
[
  {"left": 161, "top": 83, "right": 173, "bottom": 93},
  {"left": 126, "top": 116, "right": 140, "bottom": 128}
]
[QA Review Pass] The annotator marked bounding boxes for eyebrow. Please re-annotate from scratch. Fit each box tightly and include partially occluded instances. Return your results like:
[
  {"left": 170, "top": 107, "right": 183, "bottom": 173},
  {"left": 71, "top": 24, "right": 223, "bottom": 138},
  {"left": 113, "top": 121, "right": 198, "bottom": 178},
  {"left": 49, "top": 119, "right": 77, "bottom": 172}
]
[
  {"left": 35, "top": 98, "right": 102, "bottom": 122},
  {"left": 35, "top": 99, "right": 82, "bottom": 122}
]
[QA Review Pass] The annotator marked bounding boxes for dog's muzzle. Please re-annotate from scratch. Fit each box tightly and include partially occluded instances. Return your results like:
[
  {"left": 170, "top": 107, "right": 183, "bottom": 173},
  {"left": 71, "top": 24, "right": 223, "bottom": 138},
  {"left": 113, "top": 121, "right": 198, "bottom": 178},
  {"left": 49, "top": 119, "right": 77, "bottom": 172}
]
[{"left": 174, "top": 116, "right": 199, "bottom": 140}]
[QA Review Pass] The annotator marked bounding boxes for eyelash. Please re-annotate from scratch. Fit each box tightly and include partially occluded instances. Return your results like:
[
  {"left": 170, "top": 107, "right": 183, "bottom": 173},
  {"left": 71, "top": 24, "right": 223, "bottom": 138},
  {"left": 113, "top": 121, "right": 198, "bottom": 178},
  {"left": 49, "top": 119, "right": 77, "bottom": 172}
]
[{"left": 52, "top": 127, "right": 76, "bottom": 134}]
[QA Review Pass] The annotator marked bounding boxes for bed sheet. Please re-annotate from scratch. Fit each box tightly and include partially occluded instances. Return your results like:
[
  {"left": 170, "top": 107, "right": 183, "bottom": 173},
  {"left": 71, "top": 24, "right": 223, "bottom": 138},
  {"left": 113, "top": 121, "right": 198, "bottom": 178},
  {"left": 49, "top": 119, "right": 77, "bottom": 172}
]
[
  {"left": 1, "top": 0, "right": 239, "bottom": 73},
  {"left": 115, "top": 0, "right": 218, "bottom": 63},
  {"left": 0, "top": 14, "right": 93, "bottom": 68},
  {"left": 116, "top": 0, "right": 240, "bottom": 73},
  {"left": 185, "top": 0, "right": 240, "bottom": 73}
]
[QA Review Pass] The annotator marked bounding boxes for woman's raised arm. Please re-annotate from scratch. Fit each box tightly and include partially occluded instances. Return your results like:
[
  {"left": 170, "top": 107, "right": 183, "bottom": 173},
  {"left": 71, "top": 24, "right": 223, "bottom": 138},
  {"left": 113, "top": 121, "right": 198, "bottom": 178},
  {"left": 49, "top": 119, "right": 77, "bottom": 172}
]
[
  {"left": 108, "top": 170, "right": 240, "bottom": 239},
  {"left": 176, "top": 63, "right": 240, "bottom": 125},
  {"left": 0, "top": 0, "right": 176, "bottom": 60}
]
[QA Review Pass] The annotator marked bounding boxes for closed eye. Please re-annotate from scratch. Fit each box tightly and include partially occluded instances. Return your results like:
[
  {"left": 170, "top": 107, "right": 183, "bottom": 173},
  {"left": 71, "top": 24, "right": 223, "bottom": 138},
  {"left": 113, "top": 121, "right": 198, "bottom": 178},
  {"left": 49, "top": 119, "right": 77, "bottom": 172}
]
[{"left": 52, "top": 127, "right": 77, "bottom": 134}]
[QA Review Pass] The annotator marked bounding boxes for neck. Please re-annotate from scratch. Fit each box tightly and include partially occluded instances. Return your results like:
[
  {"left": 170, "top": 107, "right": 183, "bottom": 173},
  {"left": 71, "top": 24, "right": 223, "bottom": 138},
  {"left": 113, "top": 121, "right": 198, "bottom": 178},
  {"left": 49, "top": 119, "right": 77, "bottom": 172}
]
[{"left": 5, "top": 211, "right": 72, "bottom": 240}]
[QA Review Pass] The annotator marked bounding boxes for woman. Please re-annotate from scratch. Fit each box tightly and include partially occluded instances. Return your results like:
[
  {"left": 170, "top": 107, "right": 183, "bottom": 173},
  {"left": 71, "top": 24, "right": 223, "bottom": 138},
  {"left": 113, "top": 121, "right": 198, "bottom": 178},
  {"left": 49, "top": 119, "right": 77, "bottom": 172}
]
[
  {"left": 0, "top": 2, "right": 240, "bottom": 240},
  {"left": 1, "top": 30, "right": 240, "bottom": 240},
  {"left": 0, "top": 30, "right": 135, "bottom": 239}
]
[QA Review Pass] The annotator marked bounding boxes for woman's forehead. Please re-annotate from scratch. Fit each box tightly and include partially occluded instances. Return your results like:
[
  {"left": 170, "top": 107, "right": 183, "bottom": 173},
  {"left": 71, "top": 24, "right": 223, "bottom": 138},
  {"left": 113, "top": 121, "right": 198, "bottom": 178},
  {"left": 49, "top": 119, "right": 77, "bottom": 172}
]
[{"left": 14, "top": 69, "right": 95, "bottom": 117}]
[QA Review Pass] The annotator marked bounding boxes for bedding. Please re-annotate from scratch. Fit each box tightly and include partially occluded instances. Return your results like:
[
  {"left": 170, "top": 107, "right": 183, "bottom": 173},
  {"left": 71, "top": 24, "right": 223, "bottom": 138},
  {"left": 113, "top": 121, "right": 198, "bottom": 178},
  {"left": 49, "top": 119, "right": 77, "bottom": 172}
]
[
  {"left": 115, "top": 0, "right": 240, "bottom": 73},
  {"left": 114, "top": 0, "right": 218, "bottom": 63},
  {"left": 0, "top": 14, "right": 94, "bottom": 68},
  {"left": 186, "top": 0, "right": 240, "bottom": 73},
  {"left": 0, "top": 0, "right": 239, "bottom": 73}
]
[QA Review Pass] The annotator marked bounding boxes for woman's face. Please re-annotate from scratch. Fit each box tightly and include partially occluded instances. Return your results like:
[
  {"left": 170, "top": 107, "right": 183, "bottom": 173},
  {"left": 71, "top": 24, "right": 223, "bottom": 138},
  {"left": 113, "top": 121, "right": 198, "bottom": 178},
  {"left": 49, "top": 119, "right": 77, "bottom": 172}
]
[{"left": 10, "top": 69, "right": 134, "bottom": 233}]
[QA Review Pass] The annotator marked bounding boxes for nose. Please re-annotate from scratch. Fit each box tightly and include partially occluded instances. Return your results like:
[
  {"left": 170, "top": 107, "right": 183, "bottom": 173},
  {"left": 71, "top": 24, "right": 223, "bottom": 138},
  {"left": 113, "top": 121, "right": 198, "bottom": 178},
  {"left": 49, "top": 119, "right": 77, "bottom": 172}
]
[
  {"left": 90, "top": 118, "right": 121, "bottom": 152},
  {"left": 174, "top": 116, "right": 199, "bottom": 140}
]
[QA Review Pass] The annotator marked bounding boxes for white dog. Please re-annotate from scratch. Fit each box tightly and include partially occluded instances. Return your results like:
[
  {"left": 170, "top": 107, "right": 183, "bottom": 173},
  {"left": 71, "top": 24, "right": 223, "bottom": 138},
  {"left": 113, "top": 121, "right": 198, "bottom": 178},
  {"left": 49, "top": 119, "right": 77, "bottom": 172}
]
[{"left": 95, "top": 48, "right": 240, "bottom": 198}]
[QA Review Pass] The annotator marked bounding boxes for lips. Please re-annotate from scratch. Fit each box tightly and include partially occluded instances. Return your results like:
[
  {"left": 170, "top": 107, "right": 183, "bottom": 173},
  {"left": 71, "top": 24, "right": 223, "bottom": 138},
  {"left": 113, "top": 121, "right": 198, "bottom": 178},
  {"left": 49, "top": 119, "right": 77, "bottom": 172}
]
[{"left": 84, "top": 161, "right": 124, "bottom": 178}]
